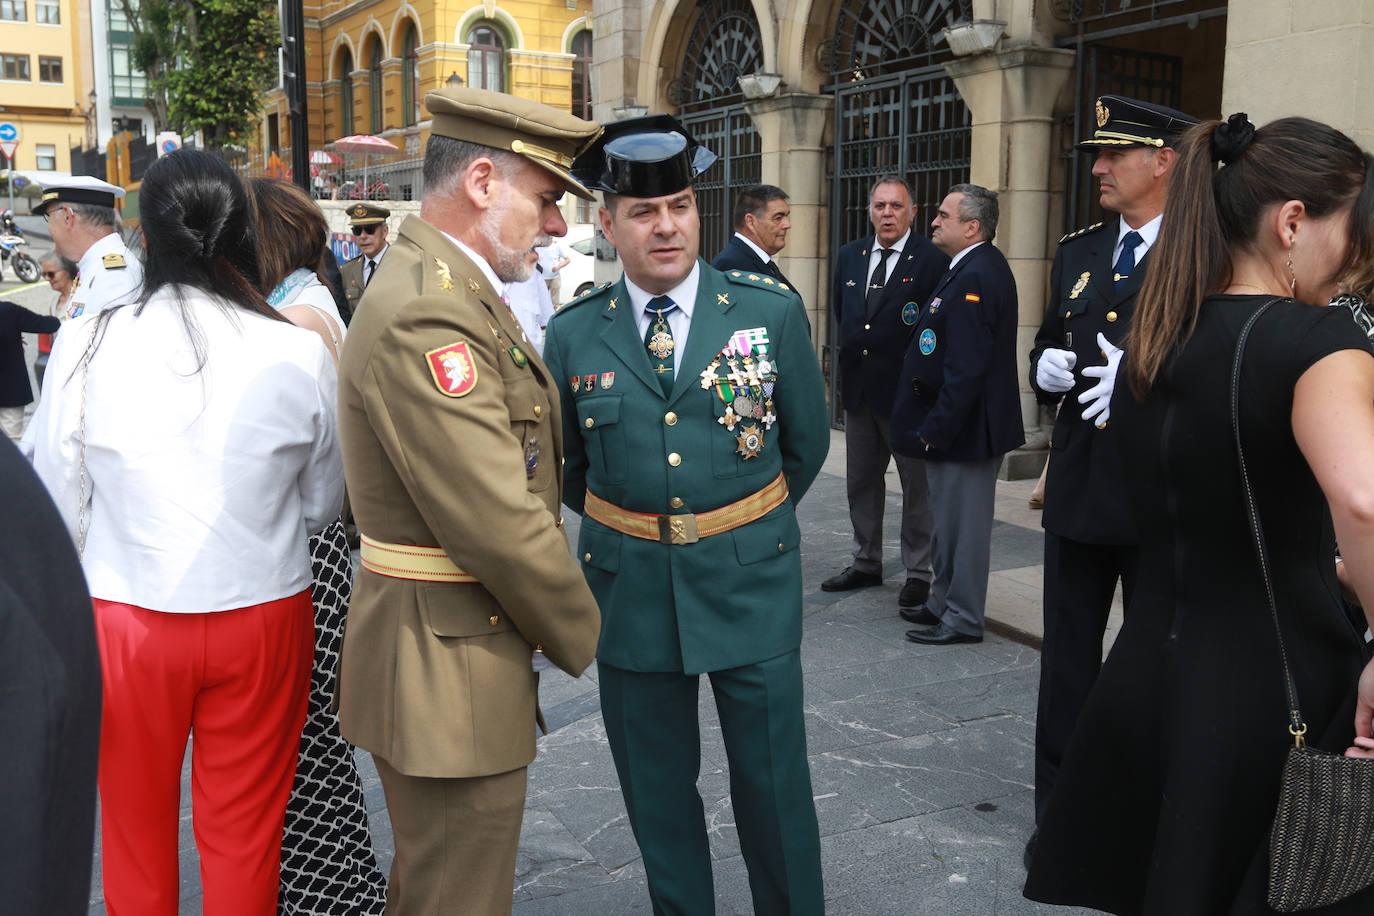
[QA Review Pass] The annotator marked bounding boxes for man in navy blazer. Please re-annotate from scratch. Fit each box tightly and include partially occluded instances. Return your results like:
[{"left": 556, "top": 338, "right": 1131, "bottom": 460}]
[
  {"left": 823, "top": 175, "right": 947, "bottom": 607},
  {"left": 891, "top": 184, "right": 1023, "bottom": 644},
  {"left": 711, "top": 184, "right": 794, "bottom": 289}
]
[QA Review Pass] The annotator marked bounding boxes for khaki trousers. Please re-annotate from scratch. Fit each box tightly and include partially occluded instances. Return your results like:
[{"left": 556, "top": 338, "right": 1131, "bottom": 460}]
[{"left": 374, "top": 757, "right": 528, "bottom": 915}]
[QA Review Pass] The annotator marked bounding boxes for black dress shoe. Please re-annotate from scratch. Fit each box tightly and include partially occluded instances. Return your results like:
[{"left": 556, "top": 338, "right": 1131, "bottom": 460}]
[
  {"left": 899, "top": 605, "right": 940, "bottom": 626},
  {"left": 821, "top": 567, "right": 882, "bottom": 592},
  {"left": 1023, "top": 829, "right": 1039, "bottom": 871},
  {"left": 905, "top": 622, "right": 982, "bottom": 645},
  {"left": 898, "top": 577, "right": 931, "bottom": 608}
]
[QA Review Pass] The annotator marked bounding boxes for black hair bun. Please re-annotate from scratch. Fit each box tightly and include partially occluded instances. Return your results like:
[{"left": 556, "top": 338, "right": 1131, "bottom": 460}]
[{"left": 1212, "top": 113, "right": 1255, "bottom": 165}]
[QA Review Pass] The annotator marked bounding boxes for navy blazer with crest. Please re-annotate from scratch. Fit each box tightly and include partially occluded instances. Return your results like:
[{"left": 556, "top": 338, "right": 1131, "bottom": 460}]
[
  {"left": 1028, "top": 218, "right": 1148, "bottom": 544},
  {"left": 890, "top": 241, "right": 1024, "bottom": 462},
  {"left": 831, "top": 231, "right": 947, "bottom": 417}
]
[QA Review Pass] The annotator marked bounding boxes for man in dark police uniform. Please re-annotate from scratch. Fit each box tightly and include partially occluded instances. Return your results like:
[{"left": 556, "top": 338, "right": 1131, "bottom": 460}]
[
  {"left": 1026, "top": 94, "right": 1198, "bottom": 866},
  {"left": 544, "top": 115, "right": 830, "bottom": 915},
  {"left": 891, "top": 183, "right": 1023, "bottom": 646}
]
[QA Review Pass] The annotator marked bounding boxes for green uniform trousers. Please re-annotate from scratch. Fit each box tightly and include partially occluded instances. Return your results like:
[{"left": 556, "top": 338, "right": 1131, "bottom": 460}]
[{"left": 598, "top": 649, "right": 824, "bottom": 915}]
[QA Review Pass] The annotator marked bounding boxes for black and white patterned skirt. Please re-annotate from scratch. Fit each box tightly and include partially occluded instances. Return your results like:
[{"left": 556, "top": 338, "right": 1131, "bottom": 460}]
[{"left": 280, "top": 518, "right": 387, "bottom": 915}]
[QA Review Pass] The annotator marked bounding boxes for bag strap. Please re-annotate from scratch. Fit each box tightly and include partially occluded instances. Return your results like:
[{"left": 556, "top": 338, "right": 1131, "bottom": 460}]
[{"left": 1229, "top": 297, "right": 1308, "bottom": 748}]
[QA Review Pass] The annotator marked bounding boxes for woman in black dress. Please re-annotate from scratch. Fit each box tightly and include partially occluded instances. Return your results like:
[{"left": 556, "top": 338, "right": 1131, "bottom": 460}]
[{"left": 1025, "top": 116, "right": 1374, "bottom": 914}]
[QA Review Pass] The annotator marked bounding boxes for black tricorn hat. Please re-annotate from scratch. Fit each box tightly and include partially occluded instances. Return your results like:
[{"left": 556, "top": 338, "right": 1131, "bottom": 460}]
[
  {"left": 571, "top": 114, "right": 717, "bottom": 197},
  {"left": 1077, "top": 94, "right": 1199, "bottom": 150}
]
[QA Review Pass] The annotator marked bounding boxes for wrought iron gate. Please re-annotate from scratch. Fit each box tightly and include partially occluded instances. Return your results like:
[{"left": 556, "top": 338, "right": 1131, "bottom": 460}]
[{"left": 673, "top": 0, "right": 763, "bottom": 259}]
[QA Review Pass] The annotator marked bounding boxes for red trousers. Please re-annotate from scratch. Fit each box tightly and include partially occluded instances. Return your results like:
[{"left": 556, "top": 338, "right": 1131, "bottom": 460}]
[{"left": 93, "top": 592, "right": 313, "bottom": 916}]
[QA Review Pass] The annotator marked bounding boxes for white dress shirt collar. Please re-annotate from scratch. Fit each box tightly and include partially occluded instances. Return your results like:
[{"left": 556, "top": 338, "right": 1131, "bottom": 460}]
[
  {"left": 625, "top": 262, "right": 700, "bottom": 329},
  {"left": 443, "top": 233, "right": 506, "bottom": 299},
  {"left": 1115, "top": 214, "right": 1162, "bottom": 262},
  {"left": 948, "top": 240, "right": 985, "bottom": 271},
  {"left": 734, "top": 232, "right": 773, "bottom": 265},
  {"left": 868, "top": 229, "right": 911, "bottom": 285}
]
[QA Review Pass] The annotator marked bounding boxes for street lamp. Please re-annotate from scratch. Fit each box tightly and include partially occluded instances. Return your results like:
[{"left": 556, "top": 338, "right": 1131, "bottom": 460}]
[{"left": 446, "top": 71, "right": 464, "bottom": 88}]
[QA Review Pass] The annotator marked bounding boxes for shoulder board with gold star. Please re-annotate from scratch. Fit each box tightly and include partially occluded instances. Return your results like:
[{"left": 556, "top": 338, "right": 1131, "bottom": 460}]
[
  {"left": 102, "top": 253, "right": 127, "bottom": 270},
  {"left": 723, "top": 269, "right": 798, "bottom": 298},
  {"left": 550, "top": 280, "right": 613, "bottom": 319},
  {"left": 1058, "top": 221, "right": 1106, "bottom": 245}
]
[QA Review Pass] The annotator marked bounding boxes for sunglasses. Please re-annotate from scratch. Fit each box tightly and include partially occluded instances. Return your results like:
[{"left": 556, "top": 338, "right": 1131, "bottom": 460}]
[{"left": 353, "top": 224, "right": 382, "bottom": 235}]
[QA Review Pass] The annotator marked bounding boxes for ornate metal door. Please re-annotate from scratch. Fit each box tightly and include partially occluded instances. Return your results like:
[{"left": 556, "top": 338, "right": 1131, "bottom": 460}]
[
  {"left": 824, "top": 0, "right": 974, "bottom": 421},
  {"left": 674, "top": 0, "right": 763, "bottom": 260}
]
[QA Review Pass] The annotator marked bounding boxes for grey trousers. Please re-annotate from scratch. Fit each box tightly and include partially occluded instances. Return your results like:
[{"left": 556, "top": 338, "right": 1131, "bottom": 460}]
[
  {"left": 843, "top": 405, "right": 933, "bottom": 581},
  {"left": 926, "top": 456, "right": 1002, "bottom": 637}
]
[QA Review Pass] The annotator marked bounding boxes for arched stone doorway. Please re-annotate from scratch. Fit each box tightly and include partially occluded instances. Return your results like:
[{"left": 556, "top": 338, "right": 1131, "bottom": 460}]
[{"left": 672, "top": 0, "right": 764, "bottom": 260}]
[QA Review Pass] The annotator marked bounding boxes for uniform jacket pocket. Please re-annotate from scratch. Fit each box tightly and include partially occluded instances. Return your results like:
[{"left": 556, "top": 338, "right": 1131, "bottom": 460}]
[
  {"left": 575, "top": 394, "right": 628, "bottom": 485},
  {"left": 732, "top": 508, "right": 801, "bottom": 565}
]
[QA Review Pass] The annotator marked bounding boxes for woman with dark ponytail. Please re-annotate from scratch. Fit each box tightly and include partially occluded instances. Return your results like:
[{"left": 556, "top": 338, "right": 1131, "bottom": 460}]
[
  {"left": 1026, "top": 117, "right": 1374, "bottom": 913},
  {"left": 27, "top": 149, "right": 344, "bottom": 914}
]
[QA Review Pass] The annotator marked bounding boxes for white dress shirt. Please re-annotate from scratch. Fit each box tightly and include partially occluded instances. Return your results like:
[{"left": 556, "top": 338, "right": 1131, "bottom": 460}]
[
  {"left": 69, "top": 232, "right": 143, "bottom": 318},
  {"left": 505, "top": 272, "right": 555, "bottom": 354},
  {"left": 734, "top": 232, "right": 775, "bottom": 267},
  {"left": 28, "top": 286, "right": 344, "bottom": 613},
  {"left": 867, "top": 228, "right": 911, "bottom": 287},
  {"left": 627, "top": 262, "right": 700, "bottom": 379},
  {"left": 1114, "top": 214, "right": 1162, "bottom": 267}
]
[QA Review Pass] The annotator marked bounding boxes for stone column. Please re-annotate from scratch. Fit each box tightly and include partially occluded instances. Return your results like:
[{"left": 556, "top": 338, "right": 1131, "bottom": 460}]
[
  {"left": 945, "top": 45, "right": 1074, "bottom": 472},
  {"left": 591, "top": 0, "right": 643, "bottom": 122},
  {"left": 1223, "top": 0, "right": 1374, "bottom": 149},
  {"left": 742, "top": 91, "right": 831, "bottom": 353}
]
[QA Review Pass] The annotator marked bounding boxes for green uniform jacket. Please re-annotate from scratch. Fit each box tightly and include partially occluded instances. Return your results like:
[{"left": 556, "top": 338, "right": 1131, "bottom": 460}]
[
  {"left": 336, "top": 215, "right": 601, "bottom": 778},
  {"left": 543, "top": 260, "right": 829, "bottom": 675}
]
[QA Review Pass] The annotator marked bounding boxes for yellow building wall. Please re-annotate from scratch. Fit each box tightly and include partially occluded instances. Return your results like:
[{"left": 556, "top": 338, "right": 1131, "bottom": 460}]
[
  {"left": 0, "top": 0, "right": 88, "bottom": 171},
  {"left": 258, "top": 0, "right": 593, "bottom": 163}
]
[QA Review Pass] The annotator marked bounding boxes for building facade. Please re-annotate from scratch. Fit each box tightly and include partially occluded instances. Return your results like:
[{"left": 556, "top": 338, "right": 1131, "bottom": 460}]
[
  {"left": 255, "top": 0, "right": 596, "bottom": 201},
  {"left": 0, "top": 0, "right": 92, "bottom": 175},
  {"left": 593, "top": 0, "right": 1374, "bottom": 445}
]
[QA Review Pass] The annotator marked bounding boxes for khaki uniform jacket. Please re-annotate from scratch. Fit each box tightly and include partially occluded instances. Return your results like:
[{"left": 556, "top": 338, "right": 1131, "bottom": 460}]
[
  {"left": 336, "top": 215, "right": 600, "bottom": 779},
  {"left": 340, "top": 254, "right": 367, "bottom": 320}
]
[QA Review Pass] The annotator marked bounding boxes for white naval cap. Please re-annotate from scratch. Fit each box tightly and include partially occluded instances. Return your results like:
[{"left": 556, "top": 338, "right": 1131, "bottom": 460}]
[{"left": 34, "top": 175, "right": 126, "bottom": 216}]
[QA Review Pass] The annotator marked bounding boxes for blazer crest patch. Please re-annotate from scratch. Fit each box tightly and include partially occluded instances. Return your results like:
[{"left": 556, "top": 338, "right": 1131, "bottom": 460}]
[{"left": 426, "top": 341, "right": 478, "bottom": 397}]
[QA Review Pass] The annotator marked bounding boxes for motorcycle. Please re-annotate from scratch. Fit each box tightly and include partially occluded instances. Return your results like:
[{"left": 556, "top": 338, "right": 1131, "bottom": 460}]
[{"left": 0, "top": 231, "right": 41, "bottom": 283}]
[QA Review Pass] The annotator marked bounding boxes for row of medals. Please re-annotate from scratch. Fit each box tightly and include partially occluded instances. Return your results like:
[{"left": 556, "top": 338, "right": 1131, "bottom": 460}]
[{"left": 700, "top": 350, "right": 777, "bottom": 460}]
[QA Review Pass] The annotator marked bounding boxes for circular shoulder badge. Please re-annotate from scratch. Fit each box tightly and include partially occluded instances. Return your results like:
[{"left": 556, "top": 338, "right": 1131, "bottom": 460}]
[
  {"left": 918, "top": 328, "right": 937, "bottom": 356},
  {"left": 901, "top": 301, "right": 919, "bottom": 325}
]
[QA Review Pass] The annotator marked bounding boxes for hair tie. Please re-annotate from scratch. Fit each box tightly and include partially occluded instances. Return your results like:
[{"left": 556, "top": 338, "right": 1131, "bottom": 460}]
[{"left": 1212, "top": 113, "right": 1256, "bottom": 165}]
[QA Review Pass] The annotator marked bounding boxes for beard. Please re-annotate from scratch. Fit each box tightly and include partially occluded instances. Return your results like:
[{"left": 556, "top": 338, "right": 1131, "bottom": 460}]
[{"left": 479, "top": 191, "right": 542, "bottom": 284}]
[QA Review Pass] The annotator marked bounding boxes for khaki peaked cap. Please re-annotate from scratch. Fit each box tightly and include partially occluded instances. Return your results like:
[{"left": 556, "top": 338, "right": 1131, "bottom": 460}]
[{"left": 425, "top": 87, "right": 603, "bottom": 201}]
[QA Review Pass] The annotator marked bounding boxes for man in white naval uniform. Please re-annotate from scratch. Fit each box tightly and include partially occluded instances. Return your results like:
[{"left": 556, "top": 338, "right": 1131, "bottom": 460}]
[{"left": 34, "top": 176, "right": 143, "bottom": 321}]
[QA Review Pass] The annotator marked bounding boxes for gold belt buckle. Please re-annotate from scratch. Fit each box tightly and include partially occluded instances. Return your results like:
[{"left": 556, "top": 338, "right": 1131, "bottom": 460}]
[{"left": 658, "top": 513, "right": 700, "bottom": 545}]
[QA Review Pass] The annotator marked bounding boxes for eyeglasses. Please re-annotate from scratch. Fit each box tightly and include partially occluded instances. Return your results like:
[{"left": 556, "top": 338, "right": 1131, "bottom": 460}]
[
  {"left": 42, "top": 205, "right": 72, "bottom": 224},
  {"left": 353, "top": 224, "right": 382, "bottom": 235}
]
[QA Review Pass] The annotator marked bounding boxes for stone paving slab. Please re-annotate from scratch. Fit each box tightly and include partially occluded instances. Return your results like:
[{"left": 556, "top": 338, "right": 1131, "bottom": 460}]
[{"left": 88, "top": 440, "right": 1089, "bottom": 915}]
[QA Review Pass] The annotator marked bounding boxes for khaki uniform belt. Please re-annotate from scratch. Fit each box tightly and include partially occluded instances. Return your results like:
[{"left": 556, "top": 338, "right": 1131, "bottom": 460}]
[
  {"left": 359, "top": 534, "right": 478, "bottom": 582},
  {"left": 584, "top": 472, "right": 789, "bottom": 546}
]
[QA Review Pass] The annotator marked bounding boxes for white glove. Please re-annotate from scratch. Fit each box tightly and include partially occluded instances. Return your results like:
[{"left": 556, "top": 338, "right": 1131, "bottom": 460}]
[
  {"left": 1036, "top": 347, "right": 1077, "bottom": 393},
  {"left": 1078, "top": 333, "right": 1123, "bottom": 426}
]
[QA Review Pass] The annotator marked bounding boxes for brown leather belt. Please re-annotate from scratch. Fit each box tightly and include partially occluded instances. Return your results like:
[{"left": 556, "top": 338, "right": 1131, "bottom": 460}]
[
  {"left": 583, "top": 472, "right": 789, "bottom": 545},
  {"left": 359, "top": 534, "right": 478, "bottom": 582}
]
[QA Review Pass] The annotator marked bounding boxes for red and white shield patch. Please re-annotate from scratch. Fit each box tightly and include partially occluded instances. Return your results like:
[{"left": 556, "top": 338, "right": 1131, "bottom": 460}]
[{"left": 426, "top": 341, "right": 478, "bottom": 398}]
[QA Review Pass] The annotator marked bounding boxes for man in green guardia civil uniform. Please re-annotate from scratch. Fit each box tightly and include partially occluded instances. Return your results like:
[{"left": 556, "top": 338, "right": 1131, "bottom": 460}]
[{"left": 543, "top": 116, "right": 829, "bottom": 915}]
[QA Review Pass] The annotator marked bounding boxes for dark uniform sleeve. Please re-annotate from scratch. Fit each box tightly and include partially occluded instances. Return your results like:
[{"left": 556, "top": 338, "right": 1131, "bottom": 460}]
[
  {"left": 1028, "top": 245, "right": 1069, "bottom": 404},
  {"left": 918, "top": 275, "right": 998, "bottom": 452},
  {"left": 774, "top": 290, "right": 829, "bottom": 505}
]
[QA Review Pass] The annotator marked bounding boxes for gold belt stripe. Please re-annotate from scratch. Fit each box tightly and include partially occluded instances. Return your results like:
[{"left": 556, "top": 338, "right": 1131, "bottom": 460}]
[
  {"left": 359, "top": 534, "right": 478, "bottom": 582},
  {"left": 584, "top": 472, "right": 789, "bottom": 543}
]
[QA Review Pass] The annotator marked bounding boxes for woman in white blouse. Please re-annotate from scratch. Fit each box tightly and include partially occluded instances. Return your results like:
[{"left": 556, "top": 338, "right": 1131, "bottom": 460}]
[
  {"left": 27, "top": 150, "right": 344, "bottom": 914},
  {"left": 247, "top": 177, "right": 387, "bottom": 915}
]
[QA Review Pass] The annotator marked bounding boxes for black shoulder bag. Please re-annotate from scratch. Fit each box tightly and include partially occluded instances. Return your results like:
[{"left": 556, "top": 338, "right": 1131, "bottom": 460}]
[{"left": 1231, "top": 299, "right": 1374, "bottom": 911}]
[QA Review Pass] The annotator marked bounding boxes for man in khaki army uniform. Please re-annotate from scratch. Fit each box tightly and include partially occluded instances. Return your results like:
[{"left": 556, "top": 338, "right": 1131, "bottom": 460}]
[
  {"left": 339, "top": 201, "right": 389, "bottom": 323},
  {"left": 545, "top": 117, "right": 830, "bottom": 915},
  {"left": 335, "top": 87, "right": 603, "bottom": 914}
]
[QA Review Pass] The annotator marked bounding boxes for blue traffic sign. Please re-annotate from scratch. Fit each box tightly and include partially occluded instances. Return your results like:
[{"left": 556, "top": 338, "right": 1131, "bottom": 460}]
[
  {"left": 0, "top": 122, "right": 17, "bottom": 142},
  {"left": 12, "top": 177, "right": 25, "bottom": 189}
]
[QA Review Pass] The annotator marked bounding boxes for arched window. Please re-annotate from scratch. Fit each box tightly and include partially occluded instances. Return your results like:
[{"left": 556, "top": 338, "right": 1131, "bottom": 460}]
[
  {"left": 339, "top": 47, "right": 354, "bottom": 136},
  {"left": 369, "top": 39, "right": 383, "bottom": 133},
  {"left": 466, "top": 21, "right": 505, "bottom": 92},
  {"left": 401, "top": 23, "right": 419, "bottom": 127},
  {"left": 570, "top": 29, "right": 592, "bottom": 119}
]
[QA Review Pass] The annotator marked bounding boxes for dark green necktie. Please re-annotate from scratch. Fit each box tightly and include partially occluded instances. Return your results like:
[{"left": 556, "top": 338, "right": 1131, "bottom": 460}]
[{"left": 644, "top": 295, "right": 678, "bottom": 397}]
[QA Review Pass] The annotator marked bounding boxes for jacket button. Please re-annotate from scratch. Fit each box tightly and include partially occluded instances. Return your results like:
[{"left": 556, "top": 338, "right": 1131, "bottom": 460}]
[
  {"left": 489, "top": 615, "right": 499, "bottom": 626},
  {"left": 584, "top": 417, "right": 595, "bottom": 428},
  {"left": 584, "top": 552, "right": 592, "bottom": 562},
  {"left": 778, "top": 542, "right": 785, "bottom": 552},
  {"left": 534, "top": 405, "right": 543, "bottom": 418},
  {"left": 864, "top": 323, "right": 870, "bottom": 330},
  {"left": 862, "top": 349, "right": 868, "bottom": 356},
  {"left": 556, "top": 516, "right": 564, "bottom": 528},
  {"left": 664, "top": 411, "right": 678, "bottom": 426},
  {"left": 668, "top": 452, "right": 682, "bottom": 467},
  {"left": 1106, "top": 311, "right": 1118, "bottom": 322},
  {"left": 670, "top": 497, "right": 684, "bottom": 508},
  {"left": 1065, "top": 310, "right": 1071, "bottom": 318},
  {"left": 535, "top": 644, "right": 544, "bottom": 653}
]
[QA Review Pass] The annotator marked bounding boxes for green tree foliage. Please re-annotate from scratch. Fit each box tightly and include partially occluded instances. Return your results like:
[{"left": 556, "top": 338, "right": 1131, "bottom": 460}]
[{"left": 122, "top": 0, "right": 279, "bottom": 147}]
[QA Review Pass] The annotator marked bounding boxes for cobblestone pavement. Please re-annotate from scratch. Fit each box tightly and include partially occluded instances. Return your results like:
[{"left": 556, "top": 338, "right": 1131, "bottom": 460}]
[{"left": 88, "top": 441, "right": 1096, "bottom": 915}]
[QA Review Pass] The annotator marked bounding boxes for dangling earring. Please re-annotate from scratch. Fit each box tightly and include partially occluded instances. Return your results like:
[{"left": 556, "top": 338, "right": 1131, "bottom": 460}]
[{"left": 1287, "top": 252, "right": 1297, "bottom": 297}]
